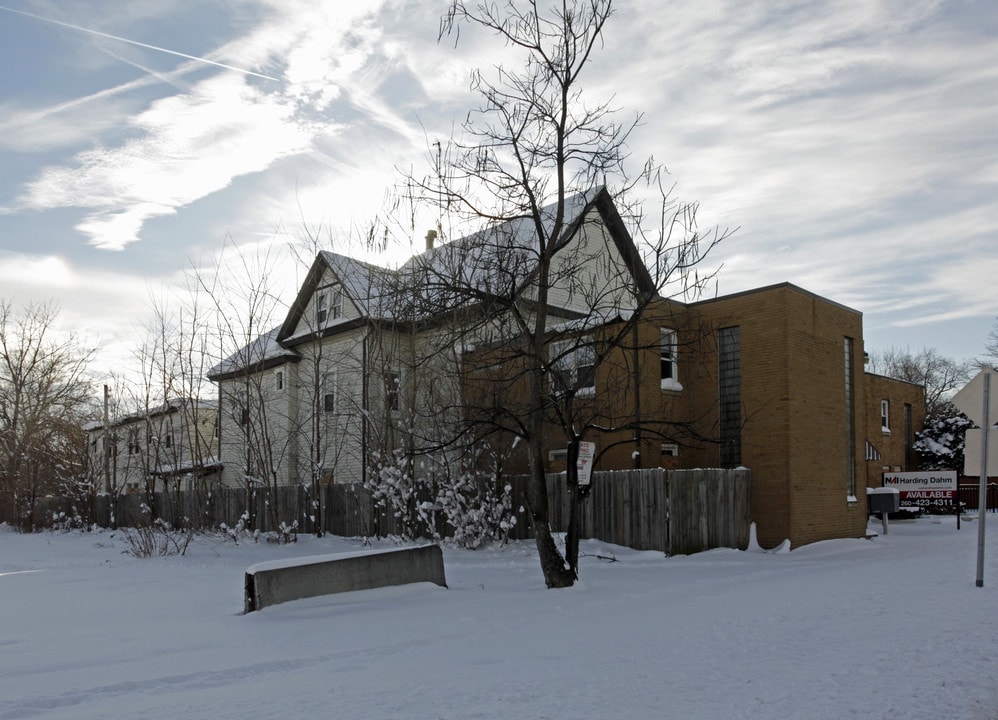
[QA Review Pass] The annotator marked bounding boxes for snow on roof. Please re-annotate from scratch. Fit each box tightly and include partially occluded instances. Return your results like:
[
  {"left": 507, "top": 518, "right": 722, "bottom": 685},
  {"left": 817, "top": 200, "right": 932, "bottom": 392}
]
[
  {"left": 224, "top": 188, "right": 636, "bottom": 378},
  {"left": 319, "top": 251, "right": 397, "bottom": 318},
  {"left": 208, "top": 326, "right": 300, "bottom": 379},
  {"left": 85, "top": 397, "right": 218, "bottom": 430},
  {"left": 396, "top": 189, "right": 601, "bottom": 317}
]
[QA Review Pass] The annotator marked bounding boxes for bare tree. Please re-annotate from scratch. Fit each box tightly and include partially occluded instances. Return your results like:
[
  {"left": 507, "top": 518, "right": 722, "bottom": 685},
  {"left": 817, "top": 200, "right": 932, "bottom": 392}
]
[
  {"left": 984, "top": 318, "right": 998, "bottom": 368},
  {"left": 392, "top": 0, "right": 728, "bottom": 587},
  {"left": 867, "top": 346, "right": 973, "bottom": 417},
  {"left": 0, "top": 300, "right": 96, "bottom": 530},
  {"left": 197, "top": 242, "right": 300, "bottom": 537}
]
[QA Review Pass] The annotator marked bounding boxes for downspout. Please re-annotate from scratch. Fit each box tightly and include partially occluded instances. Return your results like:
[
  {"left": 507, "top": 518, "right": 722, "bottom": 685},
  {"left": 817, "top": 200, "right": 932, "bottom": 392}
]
[{"left": 362, "top": 328, "right": 369, "bottom": 487}]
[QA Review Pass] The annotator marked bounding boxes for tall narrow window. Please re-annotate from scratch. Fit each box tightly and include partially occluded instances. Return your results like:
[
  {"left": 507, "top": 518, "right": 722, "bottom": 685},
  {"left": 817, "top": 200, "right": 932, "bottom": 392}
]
[
  {"left": 330, "top": 288, "right": 343, "bottom": 320},
  {"left": 316, "top": 292, "right": 328, "bottom": 325},
  {"left": 903, "top": 403, "right": 913, "bottom": 469},
  {"left": 660, "top": 328, "right": 681, "bottom": 390},
  {"left": 844, "top": 337, "right": 856, "bottom": 498},
  {"left": 386, "top": 371, "right": 400, "bottom": 411},
  {"left": 275, "top": 370, "right": 284, "bottom": 391},
  {"left": 323, "top": 371, "right": 337, "bottom": 414},
  {"left": 880, "top": 399, "right": 890, "bottom": 432},
  {"left": 718, "top": 326, "right": 741, "bottom": 467},
  {"left": 577, "top": 342, "right": 596, "bottom": 394}
]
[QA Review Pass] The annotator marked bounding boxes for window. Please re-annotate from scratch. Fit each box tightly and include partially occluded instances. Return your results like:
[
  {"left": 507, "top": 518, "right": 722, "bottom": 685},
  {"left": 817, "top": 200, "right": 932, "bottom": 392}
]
[
  {"left": 316, "top": 292, "right": 328, "bottom": 325},
  {"left": 548, "top": 448, "right": 568, "bottom": 462},
  {"left": 233, "top": 396, "right": 248, "bottom": 426},
  {"left": 550, "top": 337, "right": 596, "bottom": 395},
  {"left": 386, "top": 371, "right": 400, "bottom": 411},
  {"left": 660, "top": 328, "right": 682, "bottom": 390},
  {"left": 661, "top": 443, "right": 679, "bottom": 458},
  {"left": 323, "top": 371, "right": 337, "bottom": 413},
  {"left": 718, "top": 326, "right": 741, "bottom": 467},
  {"left": 330, "top": 288, "right": 343, "bottom": 320},
  {"left": 903, "top": 403, "right": 913, "bottom": 469},
  {"left": 880, "top": 399, "right": 890, "bottom": 433},
  {"left": 275, "top": 370, "right": 284, "bottom": 391},
  {"left": 316, "top": 287, "right": 343, "bottom": 326},
  {"left": 127, "top": 429, "right": 139, "bottom": 455},
  {"left": 844, "top": 337, "right": 856, "bottom": 499}
]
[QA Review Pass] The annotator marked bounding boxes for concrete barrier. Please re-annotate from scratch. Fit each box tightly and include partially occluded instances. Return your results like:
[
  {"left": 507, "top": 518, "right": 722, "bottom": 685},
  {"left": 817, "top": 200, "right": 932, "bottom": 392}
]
[{"left": 244, "top": 544, "right": 447, "bottom": 613}]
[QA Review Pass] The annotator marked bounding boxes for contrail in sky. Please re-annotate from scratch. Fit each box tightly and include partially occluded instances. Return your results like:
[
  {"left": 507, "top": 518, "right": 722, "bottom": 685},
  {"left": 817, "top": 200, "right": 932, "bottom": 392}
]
[{"left": 0, "top": 4, "right": 280, "bottom": 81}]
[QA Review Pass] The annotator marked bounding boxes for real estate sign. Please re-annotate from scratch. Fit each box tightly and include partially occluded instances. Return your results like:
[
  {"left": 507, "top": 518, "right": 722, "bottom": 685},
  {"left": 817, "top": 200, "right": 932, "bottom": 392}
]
[{"left": 883, "top": 471, "right": 958, "bottom": 511}]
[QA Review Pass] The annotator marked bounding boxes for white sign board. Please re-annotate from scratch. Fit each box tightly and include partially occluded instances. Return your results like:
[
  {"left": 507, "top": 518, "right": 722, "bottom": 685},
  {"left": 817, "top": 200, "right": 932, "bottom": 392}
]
[
  {"left": 964, "top": 429, "right": 998, "bottom": 476},
  {"left": 577, "top": 441, "right": 596, "bottom": 486},
  {"left": 883, "top": 471, "right": 957, "bottom": 511},
  {"left": 952, "top": 368, "right": 998, "bottom": 427}
]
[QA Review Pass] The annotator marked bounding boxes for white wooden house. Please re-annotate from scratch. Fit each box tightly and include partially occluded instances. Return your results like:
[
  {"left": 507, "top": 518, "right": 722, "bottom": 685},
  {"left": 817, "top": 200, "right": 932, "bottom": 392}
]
[{"left": 207, "top": 187, "right": 652, "bottom": 491}]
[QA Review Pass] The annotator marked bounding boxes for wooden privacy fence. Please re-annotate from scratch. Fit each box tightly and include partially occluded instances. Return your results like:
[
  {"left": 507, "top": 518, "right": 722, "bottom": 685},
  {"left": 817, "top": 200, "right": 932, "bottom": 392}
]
[
  {"left": 25, "top": 467, "right": 751, "bottom": 556},
  {"left": 506, "top": 467, "right": 751, "bottom": 555}
]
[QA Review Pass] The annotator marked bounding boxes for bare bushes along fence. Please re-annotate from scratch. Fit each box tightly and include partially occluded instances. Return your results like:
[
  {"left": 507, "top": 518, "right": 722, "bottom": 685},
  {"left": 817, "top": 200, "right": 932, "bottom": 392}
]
[{"left": 21, "top": 467, "right": 751, "bottom": 556}]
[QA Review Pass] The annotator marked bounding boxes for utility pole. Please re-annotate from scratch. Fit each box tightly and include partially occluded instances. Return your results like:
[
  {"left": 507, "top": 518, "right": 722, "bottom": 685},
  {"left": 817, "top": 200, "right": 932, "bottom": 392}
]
[{"left": 103, "top": 384, "right": 111, "bottom": 495}]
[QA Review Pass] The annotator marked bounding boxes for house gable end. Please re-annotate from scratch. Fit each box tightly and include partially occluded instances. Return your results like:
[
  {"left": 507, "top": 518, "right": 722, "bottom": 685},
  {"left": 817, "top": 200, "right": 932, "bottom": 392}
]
[{"left": 277, "top": 253, "right": 377, "bottom": 344}]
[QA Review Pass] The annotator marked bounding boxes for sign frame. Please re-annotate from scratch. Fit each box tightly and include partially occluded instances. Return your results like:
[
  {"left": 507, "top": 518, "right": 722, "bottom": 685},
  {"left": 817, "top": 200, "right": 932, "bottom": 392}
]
[{"left": 882, "top": 470, "right": 958, "bottom": 511}]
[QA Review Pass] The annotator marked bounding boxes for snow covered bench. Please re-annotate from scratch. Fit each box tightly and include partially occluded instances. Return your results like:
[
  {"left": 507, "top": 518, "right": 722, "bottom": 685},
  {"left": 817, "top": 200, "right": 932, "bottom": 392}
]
[{"left": 244, "top": 544, "right": 447, "bottom": 613}]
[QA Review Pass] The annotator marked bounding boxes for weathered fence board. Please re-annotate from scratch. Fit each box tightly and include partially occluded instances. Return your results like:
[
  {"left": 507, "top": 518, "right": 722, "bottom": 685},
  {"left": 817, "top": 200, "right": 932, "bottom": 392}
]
[
  {"left": 508, "top": 467, "right": 749, "bottom": 555},
  {"left": 24, "top": 467, "right": 750, "bottom": 555}
]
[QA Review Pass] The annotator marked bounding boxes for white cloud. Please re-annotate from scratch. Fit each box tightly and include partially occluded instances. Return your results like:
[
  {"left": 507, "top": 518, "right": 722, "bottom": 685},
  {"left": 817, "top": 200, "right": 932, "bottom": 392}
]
[{"left": 18, "top": 74, "right": 315, "bottom": 249}]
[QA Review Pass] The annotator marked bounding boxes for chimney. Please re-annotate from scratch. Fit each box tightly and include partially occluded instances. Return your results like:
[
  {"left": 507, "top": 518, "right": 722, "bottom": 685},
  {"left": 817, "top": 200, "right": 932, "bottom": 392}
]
[{"left": 425, "top": 229, "right": 437, "bottom": 251}]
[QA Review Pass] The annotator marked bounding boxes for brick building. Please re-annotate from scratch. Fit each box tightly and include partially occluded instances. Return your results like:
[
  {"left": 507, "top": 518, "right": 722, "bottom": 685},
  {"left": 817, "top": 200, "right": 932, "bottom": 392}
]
[{"left": 534, "top": 284, "right": 925, "bottom": 549}]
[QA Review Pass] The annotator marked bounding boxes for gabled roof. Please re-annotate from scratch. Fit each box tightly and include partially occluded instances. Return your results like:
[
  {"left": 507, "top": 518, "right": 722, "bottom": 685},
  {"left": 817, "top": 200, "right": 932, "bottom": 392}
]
[
  {"left": 85, "top": 397, "right": 219, "bottom": 432},
  {"left": 399, "top": 187, "right": 656, "bottom": 315},
  {"left": 277, "top": 252, "right": 395, "bottom": 344},
  {"left": 214, "top": 187, "right": 655, "bottom": 379},
  {"left": 208, "top": 326, "right": 301, "bottom": 381}
]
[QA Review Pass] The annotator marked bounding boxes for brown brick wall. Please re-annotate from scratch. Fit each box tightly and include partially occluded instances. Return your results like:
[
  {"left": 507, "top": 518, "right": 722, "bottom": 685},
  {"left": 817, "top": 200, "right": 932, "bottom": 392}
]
[
  {"left": 863, "top": 372, "right": 926, "bottom": 488},
  {"left": 463, "top": 283, "right": 926, "bottom": 551}
]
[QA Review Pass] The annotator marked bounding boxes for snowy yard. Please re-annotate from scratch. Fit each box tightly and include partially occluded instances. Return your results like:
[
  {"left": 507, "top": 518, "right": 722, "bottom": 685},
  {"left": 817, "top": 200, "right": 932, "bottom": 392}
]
[{"left": 1, "top": 516, "right": 995, "bottom": 720}]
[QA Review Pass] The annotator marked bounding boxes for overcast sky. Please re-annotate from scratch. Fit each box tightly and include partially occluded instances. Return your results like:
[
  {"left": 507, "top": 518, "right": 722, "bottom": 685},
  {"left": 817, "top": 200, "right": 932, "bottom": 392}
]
[{"left": 1, "top": 0, "right": 995, "bottom": 377}]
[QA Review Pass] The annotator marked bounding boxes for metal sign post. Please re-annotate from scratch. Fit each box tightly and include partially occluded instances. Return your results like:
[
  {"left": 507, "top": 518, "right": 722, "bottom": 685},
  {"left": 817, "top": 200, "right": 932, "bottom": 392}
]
[
  {"left": 952, "top": 368, "right": 995, "bottom": 588},
  {"left": 975, "top": 373, "right": 990, "bottom": 588}
]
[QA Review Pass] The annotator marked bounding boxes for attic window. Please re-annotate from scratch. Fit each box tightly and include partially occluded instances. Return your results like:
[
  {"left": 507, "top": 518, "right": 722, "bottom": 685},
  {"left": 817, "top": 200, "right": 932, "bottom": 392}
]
[
  {"left": 316, "top": 293, "right": 328, "bottom": 325},
  {"left": 316, "top": 288, "right": 344, "bottom": 326}
]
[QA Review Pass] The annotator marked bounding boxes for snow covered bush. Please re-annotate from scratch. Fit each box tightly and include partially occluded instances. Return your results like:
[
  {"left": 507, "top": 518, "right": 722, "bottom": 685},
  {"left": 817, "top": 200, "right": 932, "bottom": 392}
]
[
  {"left": 435, "top": 471, "right": 516, "bottom": 549},
  {"left": 50, "top": 508, "right": 85, "bottom": 532},
  {"left": 121, "top": 517, "right": 194, "bottom": 557},
  {"left": 219, "top": 510, "right": 260, "bottom": 544},
  {"left": 365, "top": 449, "right": 435, "bottom": 540},
  {"left": 365, "top": 448, "right": 517, "bottom": 547}
]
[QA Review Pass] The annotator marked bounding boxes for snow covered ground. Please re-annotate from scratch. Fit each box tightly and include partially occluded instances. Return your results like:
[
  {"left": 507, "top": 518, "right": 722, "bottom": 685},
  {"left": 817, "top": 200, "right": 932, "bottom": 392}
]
[{"left": 1, "top": 516, "right": 995, "bottom": 720}]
